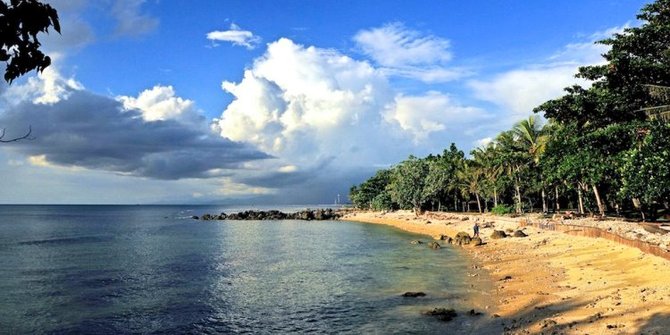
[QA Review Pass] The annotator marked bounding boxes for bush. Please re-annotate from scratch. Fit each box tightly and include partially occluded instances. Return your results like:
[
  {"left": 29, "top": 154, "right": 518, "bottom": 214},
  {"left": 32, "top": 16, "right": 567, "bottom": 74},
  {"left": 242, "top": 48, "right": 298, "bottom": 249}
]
[
  {"left": 371, "top": 192, "right": 394, "bottom": 211},
  {"left": 491, "top": 204, "right": 514, "bottom": 215}
]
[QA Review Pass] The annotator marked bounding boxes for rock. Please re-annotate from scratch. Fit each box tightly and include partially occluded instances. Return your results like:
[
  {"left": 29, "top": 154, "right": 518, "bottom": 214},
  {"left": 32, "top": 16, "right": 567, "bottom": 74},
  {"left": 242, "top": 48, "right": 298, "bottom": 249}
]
[
  {"left": 201, "top": 214, "right": 214, "bottom": 220},
  {"left": 402, "top": 291, "right": 426, "bottom": 297},
  {"left": 191, "top": 215, "right": 199, "bottom": 220},
  {"left": 454, "top": 232, "right": 472, "bottom": 245},
  {"left": 468, "top": 309, "right": 482, "bottom": 316},
  {"left": 423, "top": 308, "right": 457, "bottom": 322},
  {"left": 471, "top": 237, "right": 483, "bottom": 246},
  {"left": 411, "top": 240, "right": 424, "bottom": 245},
  {"left": 428, "top": 241, "right": 441, "bottom": 249},
  {"left": 512, "top": 230, "right": 527, "bottom": 237},
  {"left": 435, "top": 234, "right": 448, "bottom": 240},
  {"left": 443, "top": 236, "right": 453, "bottom": 244},
  {"left": 491, "top": 230, "right": 507, "bottom": 239}
]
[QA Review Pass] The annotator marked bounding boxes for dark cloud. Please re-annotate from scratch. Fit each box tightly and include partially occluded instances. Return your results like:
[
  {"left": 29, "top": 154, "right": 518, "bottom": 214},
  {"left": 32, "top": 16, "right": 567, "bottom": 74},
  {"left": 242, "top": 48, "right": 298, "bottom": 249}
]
[{"left": 0, "top": 90, "right": 270, "bottom": 179}]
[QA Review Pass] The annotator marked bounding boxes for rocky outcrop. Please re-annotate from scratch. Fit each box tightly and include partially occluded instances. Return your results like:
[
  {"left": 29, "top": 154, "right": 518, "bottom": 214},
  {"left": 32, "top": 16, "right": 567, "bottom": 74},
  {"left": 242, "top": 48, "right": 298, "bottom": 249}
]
[
  {"left": 410, "top": 240, "right": 424, "bottom": 245},
  {"left": 471, "top": 237, "right": 483, "bottom": 246},
  {"left": 196, "top": 209, "right": 342, "bottom": 221},
  {"left": 512, "top": 230, "right": 528, "bottom": 237},
  {"left": 423, "top": 308, "right": 458, "bottom": 322},
  {"left": 454, "top": 231, "right": 472, "bottom": 245},
  {"left": 402, "top": 291, "right": 426, "bottom": 297},
  {"left": 428, "top": 241, "right": 441, "bottom": 249},
  {"left": 491, "top": 230, "right": 507, "bottom": 239}
]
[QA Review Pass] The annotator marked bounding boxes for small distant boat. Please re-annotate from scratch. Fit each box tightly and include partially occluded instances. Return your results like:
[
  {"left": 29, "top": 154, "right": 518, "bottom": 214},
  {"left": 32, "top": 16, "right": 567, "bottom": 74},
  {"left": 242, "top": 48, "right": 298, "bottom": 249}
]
[{"left": 639, "top": 222, "right": 670, "bottom": 235}]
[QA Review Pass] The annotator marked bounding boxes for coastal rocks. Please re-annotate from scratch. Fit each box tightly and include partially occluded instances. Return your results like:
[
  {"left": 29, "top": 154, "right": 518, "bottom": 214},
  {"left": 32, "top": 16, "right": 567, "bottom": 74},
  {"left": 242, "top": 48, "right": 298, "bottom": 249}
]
[
  {"left": 471, "top": 237, "right": 483, "bottom": 246},
  {"left": 491, "top": 230, "right": 507, "bottom": 239},
  {"left": 423, "top": 308, "right": 457, "bottom": 322},
  {"left": 411, "top": 240, "right": 424, "bottom": 245},
  {"left": 428, "top": 241, "right": 441, "bottom": 249},
  {"left": 196, "top": 209, "right": 341, "bottom": 221},
  {"left": 454, "top": 232, "right": 472, "bottom": 245},
  {"left": 513, "top": 230, "right": 528, "bottom": 237},
  {"left": 402, "top": 291, "right": 426, "bottom": 297}
]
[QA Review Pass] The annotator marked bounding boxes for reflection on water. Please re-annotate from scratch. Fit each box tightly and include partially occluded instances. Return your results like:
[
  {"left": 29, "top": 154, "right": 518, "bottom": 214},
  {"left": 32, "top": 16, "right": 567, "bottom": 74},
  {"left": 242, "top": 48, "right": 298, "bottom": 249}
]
[{"left": 0, "top": 205, "right": 492, "bottom": 333}]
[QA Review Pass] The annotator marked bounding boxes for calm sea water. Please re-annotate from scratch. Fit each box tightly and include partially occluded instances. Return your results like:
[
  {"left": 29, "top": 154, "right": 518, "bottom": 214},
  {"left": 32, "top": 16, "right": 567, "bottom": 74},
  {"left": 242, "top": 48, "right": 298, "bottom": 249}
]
[{"left": 0, "top": 205, "right": 495, "bottom": 334}]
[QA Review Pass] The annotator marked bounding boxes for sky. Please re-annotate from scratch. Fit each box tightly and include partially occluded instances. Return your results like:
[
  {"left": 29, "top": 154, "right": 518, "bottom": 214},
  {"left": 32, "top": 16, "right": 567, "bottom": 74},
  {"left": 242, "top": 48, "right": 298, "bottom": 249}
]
[{"left": 0, "top": 0, "right": 650, "bottom": 204}]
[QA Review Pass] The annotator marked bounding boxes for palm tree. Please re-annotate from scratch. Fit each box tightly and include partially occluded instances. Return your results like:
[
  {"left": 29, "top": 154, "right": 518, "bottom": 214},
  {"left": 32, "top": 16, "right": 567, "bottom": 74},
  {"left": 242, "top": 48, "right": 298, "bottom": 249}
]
[
  {"left": 513, "top": 116, "right": 550, "bottom": 212},
  {"left": 472, "top": 144, "right": 503, "bottom": 209},
  {"left": 493, "top": 130, "right": 526, "bottom": 213}
]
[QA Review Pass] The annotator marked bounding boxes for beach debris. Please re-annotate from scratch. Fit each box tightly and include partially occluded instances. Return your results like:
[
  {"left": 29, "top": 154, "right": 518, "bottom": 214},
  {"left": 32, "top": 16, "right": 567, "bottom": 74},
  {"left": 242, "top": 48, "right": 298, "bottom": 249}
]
[
  {"left": 428, "top": 241, "right": 441, "bottom": 249},
  {"left": 491, "top": 230, "right": 507, "bottom": 239},
  {"left": 410, "top": 240, "right": 424, "bottom": 245},
  {"left": 500, "top": 275, "right": 513, "bottom": 281},
  {"left": 512, "top": 230, "right": 528, "bottom": 237},
  {"left": 402, "top": 291, "right": 426, "bottom": 297},
  {"left": 423, "top": 308, "right": 457, "bottom": 322},
  {"left": 454, "top": 231, "right": 472, "bottom": 245}
]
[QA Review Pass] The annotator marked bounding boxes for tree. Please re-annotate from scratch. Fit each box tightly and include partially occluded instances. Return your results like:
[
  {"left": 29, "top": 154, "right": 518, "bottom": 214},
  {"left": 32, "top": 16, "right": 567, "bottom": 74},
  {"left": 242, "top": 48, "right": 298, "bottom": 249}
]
[
  {"left": 513, "top": 116, "right": 549, "bottom": 212},
  {"left": 349, "top": 169, "right": 392, "bottom": 209},
  {"left": 1, "top": 0, "right": 60, "bottom": 83},
  {"left": 388, "top": 156, "right": 429, "bottom": 215},
  {"left": 620, "top": 121, "right": 670, "bottom": 221}
]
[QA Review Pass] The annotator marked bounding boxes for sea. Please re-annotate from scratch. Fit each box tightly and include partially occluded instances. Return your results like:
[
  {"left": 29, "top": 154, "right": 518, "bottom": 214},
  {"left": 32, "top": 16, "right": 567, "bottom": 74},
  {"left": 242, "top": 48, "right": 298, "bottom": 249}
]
[{"left": 0, "top": 205, "right": 497, "bottom": 334}]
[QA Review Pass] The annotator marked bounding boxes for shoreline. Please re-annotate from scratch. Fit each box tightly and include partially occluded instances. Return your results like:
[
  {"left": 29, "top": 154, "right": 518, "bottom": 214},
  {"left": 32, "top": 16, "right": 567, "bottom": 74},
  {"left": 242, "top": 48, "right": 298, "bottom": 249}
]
[{"left": 343, "top": 210, "right": 670, "bottom": 334}]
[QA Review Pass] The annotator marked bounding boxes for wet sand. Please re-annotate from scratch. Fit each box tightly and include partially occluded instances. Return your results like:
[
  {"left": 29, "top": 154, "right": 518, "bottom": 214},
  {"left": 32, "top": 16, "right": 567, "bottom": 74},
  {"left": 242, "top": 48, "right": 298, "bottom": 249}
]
[{"left": 343, "top": 210, "right": 670, "bottom": 334}]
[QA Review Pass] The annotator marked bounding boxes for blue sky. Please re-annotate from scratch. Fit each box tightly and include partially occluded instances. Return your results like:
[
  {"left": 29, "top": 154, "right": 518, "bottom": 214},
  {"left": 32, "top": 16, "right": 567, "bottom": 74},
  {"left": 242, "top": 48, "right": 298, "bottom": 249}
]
[{"left": 0, "top": 0, "right": 649, "bottom": 204}]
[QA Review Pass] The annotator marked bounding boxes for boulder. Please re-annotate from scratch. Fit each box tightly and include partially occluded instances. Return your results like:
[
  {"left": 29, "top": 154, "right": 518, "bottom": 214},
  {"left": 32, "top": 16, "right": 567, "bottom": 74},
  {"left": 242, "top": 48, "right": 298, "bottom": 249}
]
[
  {"left": 471, "top": 237, "right": 483, "bottom": 246},
  {"left": 191, "top": 215, "right": 199, "bottom": 220},
  {"left": 410, "top": 240, "right": 424, "bottom": 245},
  {"left": 454, "top": 231, "right": 472, "bottom": 245},
  {"left": 402, "top": 291, "right": 426, "bottom": 297},
  {"left": 512, "top": 230, "right": 528, "bottom": 237},
  {"left": 428, "top": 241, "right": 441, "bottom": 249},
  {"left": 423, "top": 308, "right": 457, "bottom": 322},
  {"left": 491, "top": 230, "right": 507, "bottom": 239}
]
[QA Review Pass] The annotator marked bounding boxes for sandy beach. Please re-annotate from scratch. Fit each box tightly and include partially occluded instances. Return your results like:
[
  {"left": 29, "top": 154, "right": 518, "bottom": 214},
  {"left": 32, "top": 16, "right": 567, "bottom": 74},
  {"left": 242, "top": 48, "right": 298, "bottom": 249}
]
[{"left": 343, "top": 210, "right": 670, "bottom": 335}]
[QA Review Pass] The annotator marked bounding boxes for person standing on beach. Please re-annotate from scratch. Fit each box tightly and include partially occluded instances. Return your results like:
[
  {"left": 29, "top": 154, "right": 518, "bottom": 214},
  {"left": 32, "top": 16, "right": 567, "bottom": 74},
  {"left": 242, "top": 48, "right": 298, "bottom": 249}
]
[{"left": 473, "top": 221, "right": 480, "bottom": 238}]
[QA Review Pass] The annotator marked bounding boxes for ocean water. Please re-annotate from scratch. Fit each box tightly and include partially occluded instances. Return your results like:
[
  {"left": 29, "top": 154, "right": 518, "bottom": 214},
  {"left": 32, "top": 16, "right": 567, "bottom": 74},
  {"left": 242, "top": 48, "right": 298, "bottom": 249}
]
[{"left": 0, "top": 205, "right": 494, "bottom": 334}]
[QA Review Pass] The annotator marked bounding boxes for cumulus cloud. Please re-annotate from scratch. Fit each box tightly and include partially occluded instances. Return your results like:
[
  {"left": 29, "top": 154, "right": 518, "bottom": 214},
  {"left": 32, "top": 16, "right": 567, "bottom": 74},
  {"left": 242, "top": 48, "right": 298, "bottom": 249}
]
[
  {"left": 212, "top": 38, "right": 490, "bottom": 201},
  {"left": 111, "top": 0, "right": 159, "bottom": 37},
  {"left": 384, "top": 92, "right": 488, "bottom": 143},
  {"left": 118, "top": 85, "right": 204, "bottom": 124},
  {"left": 0, "top": 71, "right": 269, "bottom": 181},
  {"left": 207, "top": 23, "right": 261, "bottom": 50},
  {"left": 353, "top": 23, "right": 466, "bottom": 83}
]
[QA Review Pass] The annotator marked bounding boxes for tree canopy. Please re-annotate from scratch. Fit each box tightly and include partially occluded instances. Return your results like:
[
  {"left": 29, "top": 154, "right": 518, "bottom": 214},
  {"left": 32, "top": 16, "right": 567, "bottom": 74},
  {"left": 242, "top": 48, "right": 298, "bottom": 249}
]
[{"left": 0, "top": 0, "right": 60, "bottom": 83}]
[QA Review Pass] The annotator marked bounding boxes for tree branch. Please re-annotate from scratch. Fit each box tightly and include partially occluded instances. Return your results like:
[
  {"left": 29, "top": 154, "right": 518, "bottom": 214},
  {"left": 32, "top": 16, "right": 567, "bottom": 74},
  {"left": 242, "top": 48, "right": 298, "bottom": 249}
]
[{"left": 0, "top": 126, "right": 34, "bottom": 143}]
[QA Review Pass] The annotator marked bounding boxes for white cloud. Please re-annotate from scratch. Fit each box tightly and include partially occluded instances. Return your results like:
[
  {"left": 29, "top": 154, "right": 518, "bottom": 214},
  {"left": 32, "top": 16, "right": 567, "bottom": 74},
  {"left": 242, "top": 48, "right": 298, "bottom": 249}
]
[
  {"left": 207, "top": 23, "right": 261, "bottom": 50},
  {"left": 353, "top": 23, "right": 465, "bottom": 83},
  {"left": 354, "top": 22, "right": 451, "bottom": 67},
  {"left": 384, "top": 92, "right": 488, "bottom": 143},
  {"left": 117, "top": 85, "right": 202, "bottom": 124},
  {"left": 2, "top": 62, "right": 84, "bottom": 106},
  {"left": 468, "top": 25, "right": 627, "bottom": 121}
]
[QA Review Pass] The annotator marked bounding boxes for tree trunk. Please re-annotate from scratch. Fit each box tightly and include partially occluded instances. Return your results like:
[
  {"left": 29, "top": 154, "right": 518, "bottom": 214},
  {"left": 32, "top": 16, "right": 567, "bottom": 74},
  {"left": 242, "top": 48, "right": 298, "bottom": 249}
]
[
  {"left": 475, "top": 193, "right": 482, "bottom": 213},
  {"left": 541, "top": 188, "right": 548, "bottom": 213},
  {"left": 577, "top": 186, "right": 585, "bottom": 214},
  {"left": 466, "top": 200, "right": 470, "bottom": 212},
  {"left": 493, "top": 188, "right": 498, "bottom": 208},
  {"left": 592, "top": 184, "right": 606, "bottom": 217},
  {"left": 454, "top": 191, "right": 458, "bottom": 212},
  {"left": 438, "top": 200, "right": 442, "bottom": 212},
  {"left": 554, "top": 186, "right": 560, "bottom": 212},
  {"left": 514, "top": 181, "right": 522, "bottom": 214}
]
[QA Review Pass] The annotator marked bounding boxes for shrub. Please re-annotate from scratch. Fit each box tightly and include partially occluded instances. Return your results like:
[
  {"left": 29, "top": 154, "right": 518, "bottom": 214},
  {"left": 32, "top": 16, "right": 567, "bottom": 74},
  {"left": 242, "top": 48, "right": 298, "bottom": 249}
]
[{"left": 491, "top": 204, "right": 514, "bottom": 215}]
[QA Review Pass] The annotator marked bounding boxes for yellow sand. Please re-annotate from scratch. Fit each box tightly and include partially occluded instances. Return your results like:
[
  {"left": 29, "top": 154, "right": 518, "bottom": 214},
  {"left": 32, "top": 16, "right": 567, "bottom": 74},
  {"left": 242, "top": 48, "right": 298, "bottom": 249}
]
[{"left": 343, "top": 210, "right": 670, "bottom": 335}]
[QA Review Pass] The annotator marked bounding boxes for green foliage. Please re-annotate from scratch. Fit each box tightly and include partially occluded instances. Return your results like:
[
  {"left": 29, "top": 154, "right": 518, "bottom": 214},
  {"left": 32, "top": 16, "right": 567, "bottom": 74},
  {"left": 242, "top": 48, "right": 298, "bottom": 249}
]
[
  {"left": 620, "top": 122, "right": 670, "bottom": 206},
  {"left": 370, "top": 192, "right": 394, "bottom": 211},
  {"left": 490, "top": 204, "right": 514, "bottom": 215},
  {"left": 388, "top": 156, "right": 429, "bottom": 213},
  {"left": 0, "top": 0, "right": 61, "bottom": 83},
  {"left": 349, "top": 169, "right": 392, "bottom": 209}
]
